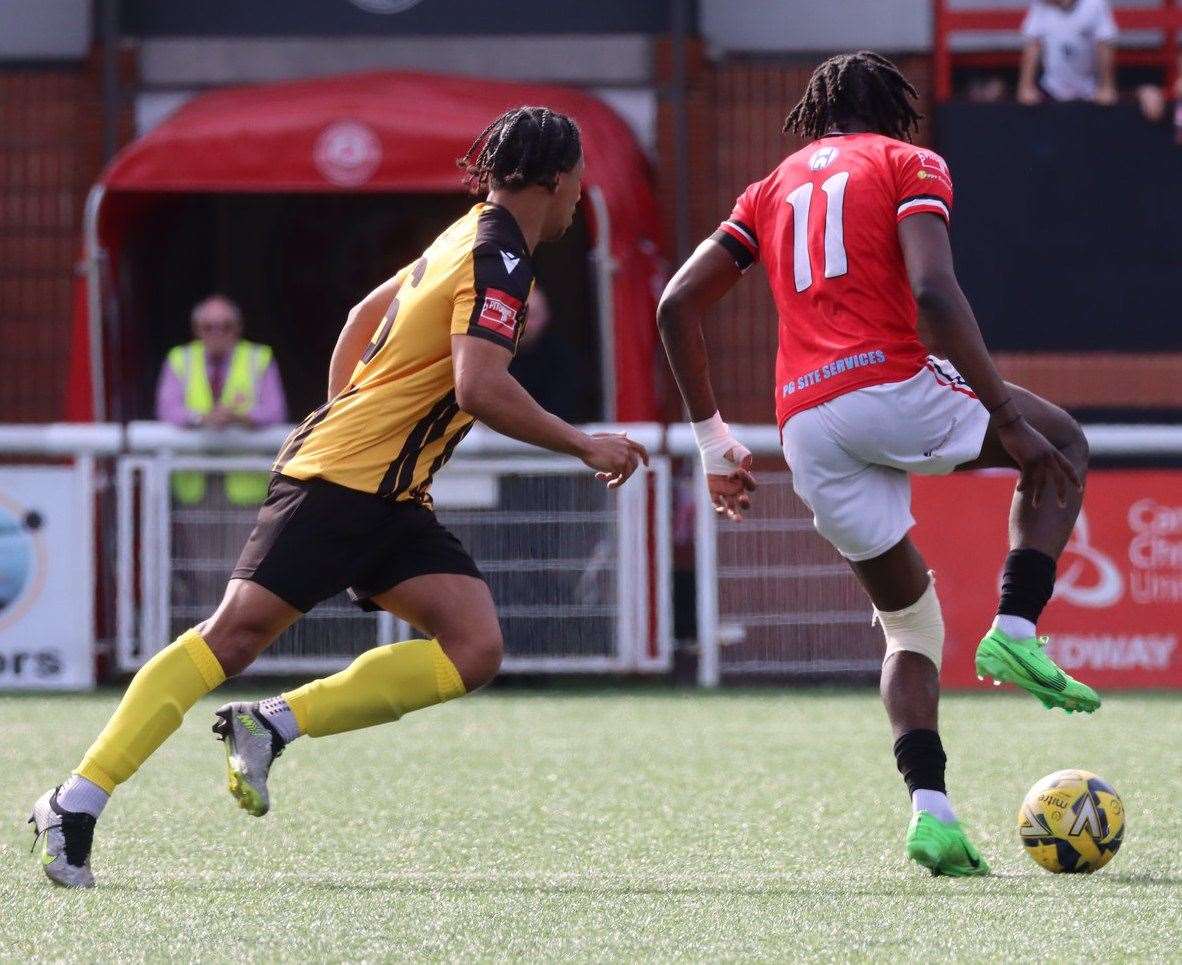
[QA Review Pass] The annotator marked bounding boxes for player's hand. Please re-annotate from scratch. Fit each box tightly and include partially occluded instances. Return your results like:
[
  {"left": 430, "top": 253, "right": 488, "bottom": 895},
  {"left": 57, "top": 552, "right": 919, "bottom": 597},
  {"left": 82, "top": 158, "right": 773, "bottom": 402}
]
[
  {"left": 997, "top": 416, "right": 1082, "bottom": 509},
  {"left": 1093, "top": 84, "right": 1118, "bottom": 107},
  {"left": 1136, "top": 83, "right": 1167, "bottom": 123},
  {"left": 705, "top": 442, "right": 756, "bottom": 521},
  {"left": 699, "top": 434, "right": 756, "bottom": 522},
  {"left": 1017, "top": 84, "right": 1042, "bottom": 106},
  {"left": 692, "top": 414, "right": 756, "bottom": 521},
  {"left": 582, "top": 432, "right": 650, "bottom": 489}
]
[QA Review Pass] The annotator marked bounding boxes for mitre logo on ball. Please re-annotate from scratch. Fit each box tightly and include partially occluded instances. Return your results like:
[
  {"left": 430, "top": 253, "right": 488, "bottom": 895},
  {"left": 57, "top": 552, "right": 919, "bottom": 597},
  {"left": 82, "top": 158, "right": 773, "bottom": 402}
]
[{"left": 313, "top": 121, "right": 383, "bottom": 186}]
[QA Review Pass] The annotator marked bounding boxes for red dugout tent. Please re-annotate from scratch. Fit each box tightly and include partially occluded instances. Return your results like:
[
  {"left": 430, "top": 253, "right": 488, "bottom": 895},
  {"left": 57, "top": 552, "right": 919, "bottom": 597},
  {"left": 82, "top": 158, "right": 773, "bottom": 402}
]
[{"left": 67, "top": 71, "right": 665, "bottom": 422}]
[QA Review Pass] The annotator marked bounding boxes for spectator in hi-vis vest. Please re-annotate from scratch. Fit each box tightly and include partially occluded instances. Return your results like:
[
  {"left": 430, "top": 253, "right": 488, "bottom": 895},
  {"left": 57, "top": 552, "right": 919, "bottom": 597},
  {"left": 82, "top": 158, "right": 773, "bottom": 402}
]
[{"left": 155, "top": 295, "right": 287, "bottom": 505}]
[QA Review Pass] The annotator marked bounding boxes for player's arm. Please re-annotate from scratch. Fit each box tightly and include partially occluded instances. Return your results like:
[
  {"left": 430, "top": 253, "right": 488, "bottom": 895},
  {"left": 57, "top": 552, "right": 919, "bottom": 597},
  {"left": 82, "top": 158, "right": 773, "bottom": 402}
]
[
  {"left": 898, "top": 213, "right": 1081, "bottom": 506},
  {"left": 452, "top": 335, "right": 648, "bottom": 488},
  {"left": 1017, "top": 40, "right": 1043, "bottom": 105},
  {"left": 1093, "top": 5, "right": 1119, "bottom": 105},
  {"left": 327, "top": 270, "right": 407, "bottom": 400},
  {"left": 1094, "top": 41, "right": 1118, "bottom": 105},
  {"left": 657, "top": 239, "right": 756, "bottom": 520},
  {"left": 658, "top": 240, "right": 739, "bottom": 421}
]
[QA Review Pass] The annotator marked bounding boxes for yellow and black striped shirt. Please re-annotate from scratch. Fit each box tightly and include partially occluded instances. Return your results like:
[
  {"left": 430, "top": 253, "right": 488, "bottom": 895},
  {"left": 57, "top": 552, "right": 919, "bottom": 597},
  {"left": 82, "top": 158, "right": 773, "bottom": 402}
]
[{"left": 276, "top": 202, "right": 533, "bottom": 502}]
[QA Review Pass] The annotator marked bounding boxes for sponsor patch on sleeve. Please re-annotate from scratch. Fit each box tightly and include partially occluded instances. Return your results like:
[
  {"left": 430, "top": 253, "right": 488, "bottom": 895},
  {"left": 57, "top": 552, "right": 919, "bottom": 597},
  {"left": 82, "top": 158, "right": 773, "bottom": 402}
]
[
  {"left": 915, "top": 150, "right": 948, "bottom": 174},
  {"left": 913, "top": 151, "right": 953, "bottom": 192},
  {"left": 475, "top": 288, "right": 522, "bottom": 340}
]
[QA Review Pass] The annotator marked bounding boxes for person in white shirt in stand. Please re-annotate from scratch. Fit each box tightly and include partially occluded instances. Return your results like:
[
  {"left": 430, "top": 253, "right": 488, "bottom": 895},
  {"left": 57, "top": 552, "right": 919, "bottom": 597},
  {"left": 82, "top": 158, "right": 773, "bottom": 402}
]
[{"left": 1018, "top": 0, "right": 1119, "bottom": 106}]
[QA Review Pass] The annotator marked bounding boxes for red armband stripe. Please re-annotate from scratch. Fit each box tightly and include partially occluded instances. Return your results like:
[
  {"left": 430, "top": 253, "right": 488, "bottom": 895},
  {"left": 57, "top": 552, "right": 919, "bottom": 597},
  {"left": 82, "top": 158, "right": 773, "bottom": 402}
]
[
  {"left": 897, "top": 197, "right": 951, "bottom": 222},
  {"left": 719, "top": 219, "right": 758, "bottom": 255}
]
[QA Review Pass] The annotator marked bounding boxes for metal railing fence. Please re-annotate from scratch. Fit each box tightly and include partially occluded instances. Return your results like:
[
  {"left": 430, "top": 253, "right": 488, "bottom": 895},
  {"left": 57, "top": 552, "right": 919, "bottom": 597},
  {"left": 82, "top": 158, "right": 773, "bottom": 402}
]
[{"left": 3, "top": 421, "right": 1180, "bottom": 686}]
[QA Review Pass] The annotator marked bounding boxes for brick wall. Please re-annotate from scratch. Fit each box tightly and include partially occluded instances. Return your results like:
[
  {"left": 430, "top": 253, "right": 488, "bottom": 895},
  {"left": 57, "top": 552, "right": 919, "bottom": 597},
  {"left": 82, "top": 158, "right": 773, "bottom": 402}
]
[
  {"left": 656, "top": 52, "right": 935, "bottom": 423},
  {"left": 0, "top": 57, "right": 112, "bottom": 422}
]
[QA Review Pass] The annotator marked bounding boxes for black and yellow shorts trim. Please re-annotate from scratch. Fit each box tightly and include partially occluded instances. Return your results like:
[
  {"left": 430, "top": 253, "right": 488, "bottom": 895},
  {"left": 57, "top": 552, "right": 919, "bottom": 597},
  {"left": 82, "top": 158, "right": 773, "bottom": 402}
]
[{"left": 231, "top": 474, "right": 483, "bottom": 613}]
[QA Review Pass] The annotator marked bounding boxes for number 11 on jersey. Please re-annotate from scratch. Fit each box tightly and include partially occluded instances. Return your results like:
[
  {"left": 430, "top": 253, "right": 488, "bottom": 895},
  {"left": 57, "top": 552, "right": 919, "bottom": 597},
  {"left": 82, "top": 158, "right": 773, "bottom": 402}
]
[{"left": 785, "top": 171, "right": 850, "bottom": 293}]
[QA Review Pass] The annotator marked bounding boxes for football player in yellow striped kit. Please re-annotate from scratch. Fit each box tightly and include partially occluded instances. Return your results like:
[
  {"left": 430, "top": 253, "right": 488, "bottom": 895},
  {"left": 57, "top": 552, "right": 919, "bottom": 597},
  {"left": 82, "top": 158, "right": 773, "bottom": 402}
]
[{"left": 30, "top": 106, "right": 649, "bottom": 887}]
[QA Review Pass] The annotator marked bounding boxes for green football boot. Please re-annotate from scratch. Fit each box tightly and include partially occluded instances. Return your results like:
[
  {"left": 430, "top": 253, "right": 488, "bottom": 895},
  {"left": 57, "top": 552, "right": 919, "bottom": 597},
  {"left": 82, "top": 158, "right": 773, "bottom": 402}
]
[
  {"left": 905, "top": 811, "right": 990, "bottom": 877},
  {"left": 975, "top": 629, "right": 1101, "bottom": 714}
]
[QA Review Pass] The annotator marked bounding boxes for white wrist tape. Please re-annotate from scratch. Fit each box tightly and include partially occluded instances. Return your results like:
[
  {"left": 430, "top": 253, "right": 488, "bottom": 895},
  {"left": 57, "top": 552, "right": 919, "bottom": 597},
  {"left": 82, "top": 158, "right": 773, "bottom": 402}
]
[{"left": 691, "top": 411, "right": 750, "bottom": 477}]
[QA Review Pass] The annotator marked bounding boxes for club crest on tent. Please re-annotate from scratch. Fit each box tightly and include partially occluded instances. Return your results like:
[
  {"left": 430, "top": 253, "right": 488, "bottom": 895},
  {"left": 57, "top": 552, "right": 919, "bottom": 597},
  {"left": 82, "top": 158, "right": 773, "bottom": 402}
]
[{"left": 313, "top": 121, "right": 383, "bottom": 187}]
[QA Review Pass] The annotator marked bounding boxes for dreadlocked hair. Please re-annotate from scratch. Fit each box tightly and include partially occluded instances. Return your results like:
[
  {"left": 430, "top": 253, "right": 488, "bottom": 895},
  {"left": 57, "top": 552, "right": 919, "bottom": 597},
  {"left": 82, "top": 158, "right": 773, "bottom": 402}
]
[
  {"left": 783, "top": 51, "right": 923, "bottom": 142},
  {"left": 458, "top": 106, "right": 582, "bottom": 193}
]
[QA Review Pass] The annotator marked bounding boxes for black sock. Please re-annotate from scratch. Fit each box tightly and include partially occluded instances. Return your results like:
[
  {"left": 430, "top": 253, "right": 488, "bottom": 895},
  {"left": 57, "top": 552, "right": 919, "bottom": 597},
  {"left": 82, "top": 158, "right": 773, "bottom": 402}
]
[
  {"left": 893, "top": 728, "right": 947, "bottom": 795},
  {"left": 997, "top": 548, "right": 1056, "bottom": 624}
]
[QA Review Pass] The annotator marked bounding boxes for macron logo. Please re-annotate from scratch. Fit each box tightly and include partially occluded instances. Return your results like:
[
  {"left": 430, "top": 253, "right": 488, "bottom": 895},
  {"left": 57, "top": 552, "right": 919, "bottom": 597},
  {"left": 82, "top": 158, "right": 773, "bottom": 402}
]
[{"left": 500, "top": 250, "right": 520, "bottom": 274}]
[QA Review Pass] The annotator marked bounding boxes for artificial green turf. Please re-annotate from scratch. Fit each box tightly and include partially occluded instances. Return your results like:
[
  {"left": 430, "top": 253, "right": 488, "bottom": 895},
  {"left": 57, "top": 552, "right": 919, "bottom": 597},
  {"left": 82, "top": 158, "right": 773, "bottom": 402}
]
[{"left": 2, "top": 688, "right": 1179, "bottom": 962}]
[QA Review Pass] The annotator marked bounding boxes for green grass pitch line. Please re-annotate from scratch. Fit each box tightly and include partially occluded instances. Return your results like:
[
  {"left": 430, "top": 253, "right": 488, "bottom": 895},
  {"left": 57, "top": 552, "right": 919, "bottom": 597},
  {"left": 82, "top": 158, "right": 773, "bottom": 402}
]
[{"left": 3, "top": 690, "right": 1179, "bottom": 961}]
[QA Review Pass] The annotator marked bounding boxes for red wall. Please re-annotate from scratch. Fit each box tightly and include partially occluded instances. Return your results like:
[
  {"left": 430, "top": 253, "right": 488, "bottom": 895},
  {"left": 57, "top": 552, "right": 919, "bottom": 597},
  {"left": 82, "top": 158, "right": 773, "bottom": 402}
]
[
  {"left": 655, "top": 49, "right": 936, "bottom": 424},
  {"left": 914, "top": 471, "right": 1182, "bottom": 690},
  {"left": 0, "top": 61, "right": 112, "bottom": 421}
]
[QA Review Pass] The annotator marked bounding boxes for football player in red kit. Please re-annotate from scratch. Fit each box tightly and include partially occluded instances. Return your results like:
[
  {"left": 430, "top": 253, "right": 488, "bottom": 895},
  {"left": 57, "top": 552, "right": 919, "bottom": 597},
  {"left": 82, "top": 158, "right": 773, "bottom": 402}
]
[{"left": 658, "top": 51, "right": 1099, "bottom": 876}]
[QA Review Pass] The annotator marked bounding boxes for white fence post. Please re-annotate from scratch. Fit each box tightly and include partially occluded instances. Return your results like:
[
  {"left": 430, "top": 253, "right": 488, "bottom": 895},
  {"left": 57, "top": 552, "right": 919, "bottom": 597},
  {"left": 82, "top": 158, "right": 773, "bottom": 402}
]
[
  {"left": 115, "top": 457, "right": 136, "bottom": 669},
  {"left": 694, "top": 462, "right": 720, "bottom": 687}
]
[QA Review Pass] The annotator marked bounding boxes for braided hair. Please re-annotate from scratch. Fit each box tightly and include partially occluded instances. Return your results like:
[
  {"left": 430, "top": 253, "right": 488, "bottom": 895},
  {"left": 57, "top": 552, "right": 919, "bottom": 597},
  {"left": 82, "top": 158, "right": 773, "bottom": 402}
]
[
  {"left": 458, "top": 106, "right": 582, "bottom": 193},
  {"left": 783, "top": 51, "right": 923, "bottom": 142}
]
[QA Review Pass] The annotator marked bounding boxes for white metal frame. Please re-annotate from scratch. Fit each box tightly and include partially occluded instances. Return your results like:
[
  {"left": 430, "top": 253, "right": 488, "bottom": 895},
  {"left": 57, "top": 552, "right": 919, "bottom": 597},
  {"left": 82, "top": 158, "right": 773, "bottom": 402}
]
[
  {"left": 693, "top": 460, "right": 721, "bottom": 687},
  {"left": 443, "top": 455, "right": 622, "bottom": 673},
  {"left": 638, "top": 455, "right": 674, "bottom": 673},
  {"left": 117, "top": 451, "right": 398, "bottom": 675},
  {"left": 693, "top": 465, "right": 883, "bottom": 684},
  {"left": 585, "top": 186, "right": 617, "bottom": 423},
  {"left": 113, "top": 438, "right": 672, "bottom": 676},
  {"left": 672, "top": 421, "right": 1182, "bottom": 686},
  {"left": 82, "top": 185, "right": 107, "bottom": 422},
  {"left": 8, "top": 419, "right": 1179, "bottom": 686}
]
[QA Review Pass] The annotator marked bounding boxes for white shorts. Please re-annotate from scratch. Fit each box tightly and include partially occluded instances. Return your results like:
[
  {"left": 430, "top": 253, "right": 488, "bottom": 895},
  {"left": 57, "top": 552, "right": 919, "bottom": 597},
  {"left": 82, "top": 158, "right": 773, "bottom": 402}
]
[{"left": 782, "top": 358, "right": 990, "bottom": 562}]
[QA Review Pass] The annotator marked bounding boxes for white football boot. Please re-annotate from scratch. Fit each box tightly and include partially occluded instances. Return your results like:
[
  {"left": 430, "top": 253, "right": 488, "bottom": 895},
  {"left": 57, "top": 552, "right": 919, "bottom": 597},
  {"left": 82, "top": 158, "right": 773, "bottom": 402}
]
[
  {"left": 29, "top": 788, "right": 97, "bottom": 888},
  {"left": 212, "top": 701, "right": 286, "bottom": 817}
]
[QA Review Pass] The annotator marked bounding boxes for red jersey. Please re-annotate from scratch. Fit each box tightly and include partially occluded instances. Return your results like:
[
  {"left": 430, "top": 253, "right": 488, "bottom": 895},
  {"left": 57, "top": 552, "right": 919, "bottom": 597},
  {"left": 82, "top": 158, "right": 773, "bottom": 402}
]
[{"left": 713, "top": 133, "right": 954, "bottom": 427}]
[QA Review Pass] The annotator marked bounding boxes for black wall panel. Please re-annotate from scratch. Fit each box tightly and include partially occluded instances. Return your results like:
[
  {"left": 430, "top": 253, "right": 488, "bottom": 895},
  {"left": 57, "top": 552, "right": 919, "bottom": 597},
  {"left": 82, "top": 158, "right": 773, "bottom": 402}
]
[
  {"left": 937, "top": 103, "right": 1181, "bottom": 353},
  {"left": 121, "top": 0, "right": 679, "bottom": 36}
]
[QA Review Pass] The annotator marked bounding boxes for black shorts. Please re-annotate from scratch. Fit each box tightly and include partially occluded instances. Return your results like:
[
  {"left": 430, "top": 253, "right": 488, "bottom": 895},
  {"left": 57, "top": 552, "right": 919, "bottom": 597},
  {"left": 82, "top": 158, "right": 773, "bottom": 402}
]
[{"left": 231, "top": 474, "right": 483, "bottom": 613}]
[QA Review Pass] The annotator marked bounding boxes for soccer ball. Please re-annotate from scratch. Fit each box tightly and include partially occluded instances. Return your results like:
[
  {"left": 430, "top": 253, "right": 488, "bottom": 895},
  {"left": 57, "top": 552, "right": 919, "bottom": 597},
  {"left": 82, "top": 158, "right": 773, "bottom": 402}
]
[{"left": 1018, "top": 769, "right": 1125, "bottom": 873}]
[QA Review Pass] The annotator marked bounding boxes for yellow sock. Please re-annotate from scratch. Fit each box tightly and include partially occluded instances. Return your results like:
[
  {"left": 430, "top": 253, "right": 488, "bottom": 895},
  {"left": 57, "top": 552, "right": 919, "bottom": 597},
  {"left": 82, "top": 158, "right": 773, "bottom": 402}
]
[
  {"left": 283, "top": 638, "right": 465, "bottom": 738},
  {"left": 76, "top": 629, "right": 225, "bottom": 793}
]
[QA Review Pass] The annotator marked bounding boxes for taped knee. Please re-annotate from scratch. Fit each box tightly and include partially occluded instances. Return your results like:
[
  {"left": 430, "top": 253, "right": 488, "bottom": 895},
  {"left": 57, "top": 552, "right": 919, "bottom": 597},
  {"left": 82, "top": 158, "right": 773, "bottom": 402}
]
[{"left": 874, "top": 575, "right": 945, "bottom": 671}]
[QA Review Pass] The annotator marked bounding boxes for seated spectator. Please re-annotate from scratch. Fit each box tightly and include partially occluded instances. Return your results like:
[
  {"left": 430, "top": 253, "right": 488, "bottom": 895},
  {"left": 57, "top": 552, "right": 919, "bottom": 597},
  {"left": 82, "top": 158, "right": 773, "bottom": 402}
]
[
  {"left": 1018, "top": 0, "right": 1118, "bottom": 106},
  {"left": 155, "top": 294, "right": 287, "bottom": 505}
]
